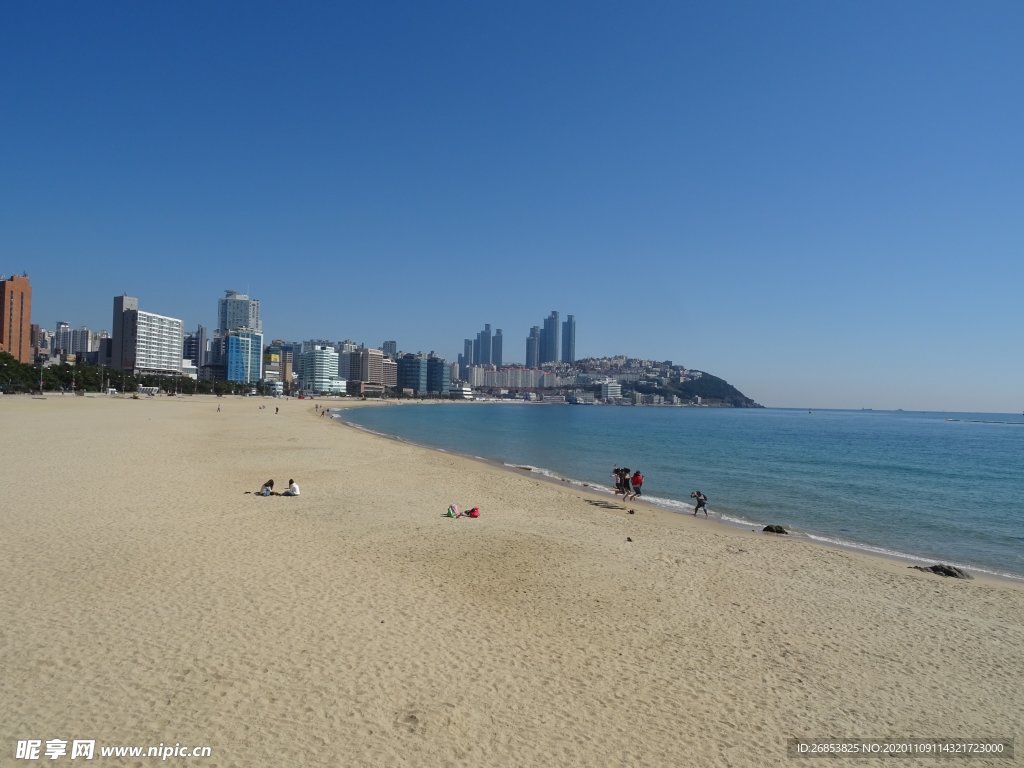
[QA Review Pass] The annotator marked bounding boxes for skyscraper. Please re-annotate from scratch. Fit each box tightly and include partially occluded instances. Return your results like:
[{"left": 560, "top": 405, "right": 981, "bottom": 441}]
[
  {"left": 477, "top": 324, "right": 492, "bottom": 365},
  {"left": 0, "top": 273, "right": 33, "bottom": 363},
  {"left": 110, "top": 295, "right": 139, "bottom": 371},
  {"left": 225, "top": 330, "right": 263, "bottom": 384},
  {"left": 110, "top": 295, "right": 184, "bottom": 375},
  {"left": 561, "top": 314, "right": 575, "bottom": 363},
  {"left": 397, "top": 353, "right": 428, "bottom": 394},
  {"left": 427, "top": 355, "right": 450, "bottom": 395},
  {"left": 492, "top": 329, "right": 503, "bottom": 367},
  {"left": 525, "top": 326, "right": 541, "bottom": 368},
  {"left": 540, "top": 311, "right": 559, "bottom": 365},
  {"left": 382, "top": 340, "right": 398, "bottom": 359},
  {"left": 53, "top": 321, "right": 72, "bottom": 355},
  {"left": 217, "top": 290, "right": 261, "bottom": 335},
  {"left": 216, "top": 291, "right": 261, "bottom": 375}
]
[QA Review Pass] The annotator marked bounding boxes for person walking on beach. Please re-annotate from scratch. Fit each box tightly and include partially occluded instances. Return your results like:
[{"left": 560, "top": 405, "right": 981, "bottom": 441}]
[
  {"left": 626, "top": 469, "right": 644, "bottom": 500},
  {"left": 691, "top": 490, "right": 708, "bottom": 516},
  {"left": 610, "top": 468, "right": 626, "bottom": 499}
]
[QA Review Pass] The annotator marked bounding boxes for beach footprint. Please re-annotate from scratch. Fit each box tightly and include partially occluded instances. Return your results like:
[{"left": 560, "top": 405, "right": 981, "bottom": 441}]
[{"left": 395, "top": 709, "right": 425, "bottom": 734}]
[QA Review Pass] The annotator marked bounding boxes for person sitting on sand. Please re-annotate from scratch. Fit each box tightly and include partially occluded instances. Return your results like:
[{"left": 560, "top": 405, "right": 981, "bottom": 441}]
[
  {"left": 281, "top": 479, "right": 300, "bottom": 497},
  {"left": 245, "top": 480, "right": 276, "bottom": 496},
  {"left": 691, "top": 490, "right": 708, "bottom": 516}
]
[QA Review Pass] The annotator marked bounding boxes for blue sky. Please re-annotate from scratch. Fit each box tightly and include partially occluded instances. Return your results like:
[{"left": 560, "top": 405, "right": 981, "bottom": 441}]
[{"left": 3, "top": 1, "right": 1022, "bottom": 411}]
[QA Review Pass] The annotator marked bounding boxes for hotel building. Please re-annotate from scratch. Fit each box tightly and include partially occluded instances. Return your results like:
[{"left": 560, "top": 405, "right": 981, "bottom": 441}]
[
  {"left": 0, "top": 273, "right": 33, "bottom": 363},
  {"left": 110, "top": 295, "right": 185, "bottom": 376}
]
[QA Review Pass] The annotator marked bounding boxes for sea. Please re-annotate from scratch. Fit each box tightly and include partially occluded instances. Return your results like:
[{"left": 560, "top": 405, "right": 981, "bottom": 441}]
[{"left": 336, "top": 404, "right": 1024, "bottom": 580}]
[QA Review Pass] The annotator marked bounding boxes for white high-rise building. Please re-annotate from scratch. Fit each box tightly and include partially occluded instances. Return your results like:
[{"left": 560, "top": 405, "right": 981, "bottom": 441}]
[
  {"left": 53, "top": 321, "right": 72, "bottom": 354},
  {"left": 299, "top": 345, "right": 345, "bottom": 394},
  {"left": 110, "top": 295, "right": 184, "bottom": 376},
  {"left": 134, "top": 312, "right": 185, "bottom": 375},
  {"left": 218, "top": 290, "right": 262, "bottom": 335}
]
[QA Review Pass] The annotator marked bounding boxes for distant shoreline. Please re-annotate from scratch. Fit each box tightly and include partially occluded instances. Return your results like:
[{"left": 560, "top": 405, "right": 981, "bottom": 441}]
[{"left": 331, "top": 402, "right": 1024, "bottom": 585}]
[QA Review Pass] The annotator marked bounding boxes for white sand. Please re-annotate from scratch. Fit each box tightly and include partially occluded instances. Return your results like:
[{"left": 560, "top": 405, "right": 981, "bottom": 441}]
[{"left": 1, "top": 394, "right": 1021, "bottom": 767}]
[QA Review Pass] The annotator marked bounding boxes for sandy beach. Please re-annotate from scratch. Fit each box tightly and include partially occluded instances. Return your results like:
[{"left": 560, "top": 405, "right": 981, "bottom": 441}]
[{"left": 1, "top": 394, "right": 1021, "bottom": 767}]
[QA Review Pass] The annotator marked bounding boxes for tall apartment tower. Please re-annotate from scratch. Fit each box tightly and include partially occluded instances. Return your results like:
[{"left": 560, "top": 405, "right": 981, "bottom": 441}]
[
  {"left": 477, "top": 324, "right": 492, "bottom": 365},
  {"left": 525, "top": 326, "right": 541, "bottom": 368},
  {"left": 382, "top": 340, "right": 398, "bottom": 359},
  {"left": 218, "top": 290, "right": 262, "bottom": 335},
  {"left": 0, "top": 273, "right": 33, "bottom": 363},
  {"left": 111, "top": 295, "right": 140, "bottom": 370},
  {"left": 218, "top": 291, "right": 262, "bottom": 382},
  {"left": 540, "top": 311, "right": 560, "bottom": 365},
  {"left": 492, "top": 329, "right": 503, "bottom": 367},
  {"left": 561, "top": 314, "right": 575, "bottom": 363},
  {"left": 53, "top": 321, "right": 72, "bottom": 355},
  {"left": 110, "top": 295, "right": 184, "bottom": 375}
]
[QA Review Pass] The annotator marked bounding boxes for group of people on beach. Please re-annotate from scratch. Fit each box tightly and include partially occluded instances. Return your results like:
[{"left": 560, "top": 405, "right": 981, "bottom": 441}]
[
  {"left": 612, "top": 467, "right": 644, "bottom": 500},
  {"left": 254, "top": 479, "right": 300, "bottom": 497}
]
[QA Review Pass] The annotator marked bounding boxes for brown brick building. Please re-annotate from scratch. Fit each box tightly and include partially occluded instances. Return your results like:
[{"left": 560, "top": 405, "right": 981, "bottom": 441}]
[{"left": 1, "top": 273, "right": 33, "bottom": 363}]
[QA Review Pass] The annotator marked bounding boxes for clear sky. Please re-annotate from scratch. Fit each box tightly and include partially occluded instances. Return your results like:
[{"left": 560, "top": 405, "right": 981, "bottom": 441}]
[{"left": 3, "top": 1, "right": 1022, "bottom": 411}]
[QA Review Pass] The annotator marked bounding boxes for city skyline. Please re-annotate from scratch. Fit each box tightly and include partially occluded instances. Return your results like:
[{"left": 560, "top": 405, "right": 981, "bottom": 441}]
[{"left": 4, "top": 2, "right": 1022, "bottom": 412}]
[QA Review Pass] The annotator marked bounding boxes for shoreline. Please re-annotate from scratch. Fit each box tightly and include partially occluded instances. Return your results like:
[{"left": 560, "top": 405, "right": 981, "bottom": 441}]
[
  {"left": 333, "top": 401, "right": 1024, "bottom": 586},
  {"left": 4, "top": 393, "right": 1023, "bottom": 767}
]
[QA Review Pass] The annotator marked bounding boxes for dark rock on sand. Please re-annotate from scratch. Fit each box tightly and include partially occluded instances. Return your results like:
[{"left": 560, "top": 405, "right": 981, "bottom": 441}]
[
  {"left": 762, "top": 525, "right": 788, "bottom": 534},
  {"left": 911, "top": 564, "right": 972, "bottom": 579}
]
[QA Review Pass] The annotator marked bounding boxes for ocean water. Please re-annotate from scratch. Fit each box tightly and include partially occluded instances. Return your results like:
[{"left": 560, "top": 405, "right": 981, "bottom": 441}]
[{"left": 337, "top": 404, "right": 1024, "bottom": 579}]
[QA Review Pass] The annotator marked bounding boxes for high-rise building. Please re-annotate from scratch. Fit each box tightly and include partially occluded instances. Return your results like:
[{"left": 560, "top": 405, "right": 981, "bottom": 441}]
[
  {"left": 225, "top": 330, "right": 263, "bottom": 384},
  {"left": 525, "top": 326, "right": 541, "bottom": 368},
  {"left": 561, "top": 314, "right": 575, "bottom": 363},
  {"left": 427, "top": 355, "right": 450, "bottom": 395},
  {"left": 382, "top": 340, "right": 398, "bottom": 359},
  {"left": 110, "top": 295, "right": 183, "bottom": 375},
  {"left": 53, "top": 322, "right": 72, "bottom": 355},
  {"left": 492, "top": 329, "right": 503, "bottom": 367},
  {"left": 336, "top": 340, "right": 358, "bottom": 380},
  {"left": 299, "top": 345, "right": 344, "bottom": 394},
  {"left": 382, "top": 356, "right": 397, "bottom": 388},
  {"left": 460, "top": 338, "right": 474, "bottom": 380},
  {"left": 349, "top": 347, "right": 384, "bottom": 384},
  {"left": 0, "top": 274, "right": 33, "bottom": 363},
  {"left": 70, "top": 326, "right": 92, "bottom": 356},
  {"left": 397, "top": 353, "right": 428, "bottom": 394},
  {"left": 110, "top": 295, "right": 139, "bottom": 370},
  {"left": 217, "top": 290, "right": 261, "bottom": 335},
  {"left": 476, "top": 324, "right": 492, "bottom": 365},
  {"left": 183, "top": 325, "right": 208, "bottom": 368},
  {"left": 541, "top": 311, "right": 560, "bottom": 365}
]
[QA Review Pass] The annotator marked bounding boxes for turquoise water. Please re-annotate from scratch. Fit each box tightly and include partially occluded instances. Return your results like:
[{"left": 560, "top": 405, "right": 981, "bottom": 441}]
[{"left": 338, "top": 404, "right": 1024, "bottom": 579}]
